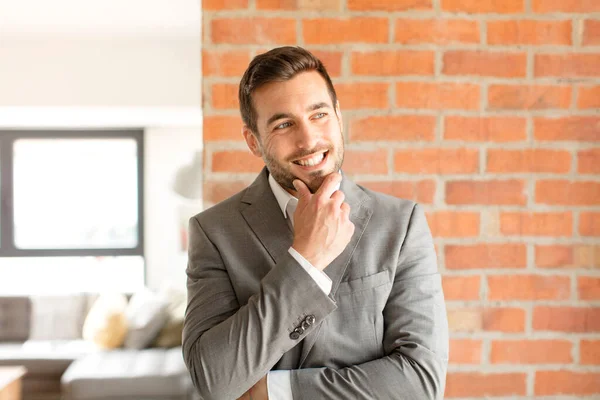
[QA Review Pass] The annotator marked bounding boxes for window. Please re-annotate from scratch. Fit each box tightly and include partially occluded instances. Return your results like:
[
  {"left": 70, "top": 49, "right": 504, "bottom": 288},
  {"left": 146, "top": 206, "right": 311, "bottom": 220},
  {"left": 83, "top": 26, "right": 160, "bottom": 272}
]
[
  {"left": 0, "top": 130, "right": 144, "bottom": 294},
  {"left": 0, "top": 130, "right": 143, "bottom": 257}
]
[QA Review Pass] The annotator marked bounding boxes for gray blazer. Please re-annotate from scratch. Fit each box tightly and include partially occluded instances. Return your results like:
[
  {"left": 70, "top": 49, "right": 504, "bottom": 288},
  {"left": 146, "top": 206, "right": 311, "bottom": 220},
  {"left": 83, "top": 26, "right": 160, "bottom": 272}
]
[{"left": 183, "top": 168, "right": 449, "bottom": 399}]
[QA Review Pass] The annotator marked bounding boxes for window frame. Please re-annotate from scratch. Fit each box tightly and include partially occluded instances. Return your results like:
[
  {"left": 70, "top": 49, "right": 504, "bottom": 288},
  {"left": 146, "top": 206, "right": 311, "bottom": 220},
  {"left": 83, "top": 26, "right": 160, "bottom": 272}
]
[{"left": 0, "top": 129, "right": 144, "bottom": 257}]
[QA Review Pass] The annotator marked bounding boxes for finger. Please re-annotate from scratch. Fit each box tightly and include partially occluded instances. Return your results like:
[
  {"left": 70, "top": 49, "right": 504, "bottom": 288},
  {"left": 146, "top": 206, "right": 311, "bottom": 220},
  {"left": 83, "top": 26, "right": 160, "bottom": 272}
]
[
  {"left": 330, "top": 190, "right": 345, "bottom": 208},
  {"left": 340, "top": 202, "right": 351, "bottom": 219},
  {"left": 293, "top": 179, "right": 311, "bottom": 201},
  {"left": 315, "top": 172, "right": 342, "bottom": 200}
]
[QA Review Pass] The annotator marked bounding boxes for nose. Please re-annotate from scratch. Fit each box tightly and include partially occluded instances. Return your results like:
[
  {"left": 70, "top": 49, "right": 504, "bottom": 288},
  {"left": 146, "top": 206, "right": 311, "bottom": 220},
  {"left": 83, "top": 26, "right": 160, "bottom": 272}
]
[{"left": 295, "top": 120, "right": 319, "bottom": 150}]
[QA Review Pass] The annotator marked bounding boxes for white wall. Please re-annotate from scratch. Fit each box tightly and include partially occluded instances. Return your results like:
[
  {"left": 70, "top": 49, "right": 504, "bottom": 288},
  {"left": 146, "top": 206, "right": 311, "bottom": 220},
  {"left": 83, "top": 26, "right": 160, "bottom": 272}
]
[
  {"left": 145, "top": 127, "right": 203, "bottom": 290},
  {"left": 0, "top": 36, "right": 199, "bottom": 107},
  {"left": 0, "top": 31, "right": 202, "bottom": 293}
]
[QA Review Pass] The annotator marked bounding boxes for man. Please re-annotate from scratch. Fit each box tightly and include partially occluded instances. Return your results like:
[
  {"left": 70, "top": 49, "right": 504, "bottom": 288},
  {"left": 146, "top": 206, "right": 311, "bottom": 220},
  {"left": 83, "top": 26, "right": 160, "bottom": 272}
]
[{"left": 183, "top": 46, "right": 449, "bottom": 400}]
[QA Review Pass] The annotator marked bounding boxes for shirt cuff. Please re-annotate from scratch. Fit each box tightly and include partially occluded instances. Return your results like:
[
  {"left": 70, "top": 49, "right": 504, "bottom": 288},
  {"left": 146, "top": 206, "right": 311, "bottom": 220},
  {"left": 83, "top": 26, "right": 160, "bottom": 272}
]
[
  {"left": 288, "top": 247, "right": 332, "bottom": 295},
  {"left": 267, "top": 370, "right": 293, "bottom": 400}
]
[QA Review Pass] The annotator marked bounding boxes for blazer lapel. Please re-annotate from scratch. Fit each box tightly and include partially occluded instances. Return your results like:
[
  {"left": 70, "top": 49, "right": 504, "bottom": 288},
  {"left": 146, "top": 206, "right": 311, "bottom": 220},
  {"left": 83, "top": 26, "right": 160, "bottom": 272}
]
[
  {"left": 241, "top": 168, "right": 294, "bottom": 269},
  {"left": 298, "top": 176, "right": 373, "bottom": 367}
]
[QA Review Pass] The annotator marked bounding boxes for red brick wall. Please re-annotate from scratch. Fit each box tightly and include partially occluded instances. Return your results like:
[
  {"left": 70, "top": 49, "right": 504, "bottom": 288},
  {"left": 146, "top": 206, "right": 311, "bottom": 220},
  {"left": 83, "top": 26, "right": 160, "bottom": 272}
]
[{"left": 202, "top": 0, "right": 600, "bottom": 397}]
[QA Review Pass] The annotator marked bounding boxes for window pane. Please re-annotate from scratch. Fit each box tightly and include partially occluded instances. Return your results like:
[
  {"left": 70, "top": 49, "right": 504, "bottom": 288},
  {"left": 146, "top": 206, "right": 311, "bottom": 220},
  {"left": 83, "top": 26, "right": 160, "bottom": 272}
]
[{"left": 13, "top": 138, "right": 139, "bottom": 249}]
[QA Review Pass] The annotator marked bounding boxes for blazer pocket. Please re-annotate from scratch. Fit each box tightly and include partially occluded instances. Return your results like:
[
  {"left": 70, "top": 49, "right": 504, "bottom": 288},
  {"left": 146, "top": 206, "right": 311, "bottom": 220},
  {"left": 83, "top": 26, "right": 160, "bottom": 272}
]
[{"left": 337, "top": 269, "right": 390, "bottom": 295}]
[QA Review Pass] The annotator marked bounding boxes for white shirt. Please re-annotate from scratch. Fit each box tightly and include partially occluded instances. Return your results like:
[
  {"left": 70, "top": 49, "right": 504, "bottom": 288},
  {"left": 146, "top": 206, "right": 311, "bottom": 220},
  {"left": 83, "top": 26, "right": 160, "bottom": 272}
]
[{"left": 266, "top": 173, "right": 335, "bottom": 399}]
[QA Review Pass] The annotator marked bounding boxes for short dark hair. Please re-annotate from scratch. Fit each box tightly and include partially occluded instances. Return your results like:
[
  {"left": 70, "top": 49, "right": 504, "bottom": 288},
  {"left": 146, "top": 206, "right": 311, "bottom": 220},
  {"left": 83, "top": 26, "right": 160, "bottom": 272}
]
[{"left": 238, "top": 46, "right": 338, "bottom": 135}]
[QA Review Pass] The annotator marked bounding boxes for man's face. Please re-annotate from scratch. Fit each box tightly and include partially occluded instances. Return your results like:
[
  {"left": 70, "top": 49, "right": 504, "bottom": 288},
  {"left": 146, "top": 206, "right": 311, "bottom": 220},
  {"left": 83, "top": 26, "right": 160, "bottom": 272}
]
[{"left": 243, "top": 71, "right": 344, "bottom": 194}]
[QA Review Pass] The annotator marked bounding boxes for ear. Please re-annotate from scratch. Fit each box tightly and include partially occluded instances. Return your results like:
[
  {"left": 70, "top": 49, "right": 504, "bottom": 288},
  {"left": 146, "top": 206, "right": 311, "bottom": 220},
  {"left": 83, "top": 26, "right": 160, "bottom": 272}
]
[{"left": 242, "top": 125, "right": 262, "bottom": 157}]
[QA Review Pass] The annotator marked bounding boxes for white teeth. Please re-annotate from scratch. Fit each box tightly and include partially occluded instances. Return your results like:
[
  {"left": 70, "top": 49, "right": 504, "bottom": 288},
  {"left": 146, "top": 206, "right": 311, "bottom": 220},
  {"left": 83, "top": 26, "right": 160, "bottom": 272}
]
[{"left": 296, "top": 152, "right": 325, "bottom": 167}]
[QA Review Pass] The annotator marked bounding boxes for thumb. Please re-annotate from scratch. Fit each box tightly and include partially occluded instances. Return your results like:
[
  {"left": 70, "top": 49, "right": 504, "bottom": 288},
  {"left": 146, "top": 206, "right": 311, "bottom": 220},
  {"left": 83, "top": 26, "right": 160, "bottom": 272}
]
[{"left": 293, "top": 179, "right": 310, "bottom": 200}]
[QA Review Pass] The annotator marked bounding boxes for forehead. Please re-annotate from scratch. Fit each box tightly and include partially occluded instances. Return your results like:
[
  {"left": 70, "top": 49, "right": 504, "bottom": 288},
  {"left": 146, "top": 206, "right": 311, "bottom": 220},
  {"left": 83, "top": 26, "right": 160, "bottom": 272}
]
[{"left": 252, "top": 71, "right": 333, "bottom": 122}]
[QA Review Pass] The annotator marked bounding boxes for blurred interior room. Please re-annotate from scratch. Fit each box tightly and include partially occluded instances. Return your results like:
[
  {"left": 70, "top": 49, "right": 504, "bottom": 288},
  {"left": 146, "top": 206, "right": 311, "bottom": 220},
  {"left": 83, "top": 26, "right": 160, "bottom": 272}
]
[{"left": 0, "top": 0, "right": 202, "bottom": 399}]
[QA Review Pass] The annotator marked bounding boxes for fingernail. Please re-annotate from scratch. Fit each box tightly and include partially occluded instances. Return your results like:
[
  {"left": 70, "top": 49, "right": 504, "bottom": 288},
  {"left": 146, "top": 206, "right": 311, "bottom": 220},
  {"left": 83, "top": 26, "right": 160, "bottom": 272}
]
[{"left": 292, "top": 180, "right": 298, "bottom": 190}]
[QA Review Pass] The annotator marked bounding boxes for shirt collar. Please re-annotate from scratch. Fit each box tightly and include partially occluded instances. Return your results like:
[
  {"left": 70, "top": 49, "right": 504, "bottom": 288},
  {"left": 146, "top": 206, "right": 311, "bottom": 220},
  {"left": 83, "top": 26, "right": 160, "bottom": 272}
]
[
  {"left": 268, "top": 173, "right": 295, "bottom": 219},
  {"left": 267, "top": 171, "right": 342, "bottom": 219}
]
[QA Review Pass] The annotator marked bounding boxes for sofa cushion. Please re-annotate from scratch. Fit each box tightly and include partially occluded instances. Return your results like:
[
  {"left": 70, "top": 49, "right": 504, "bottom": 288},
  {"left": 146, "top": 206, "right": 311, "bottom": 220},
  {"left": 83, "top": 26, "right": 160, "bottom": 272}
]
[
  {"left": 0, "top": 296, "right": 31, "bottom": 341},
  {"left": 0, "top": 340, "right": 97, "bottom": 376},
  {"left": 61, "top": 347, "right": 192, "bottom": 399},
  {"left": 29, "top": 294, "right": 89, "bottom": 340}
]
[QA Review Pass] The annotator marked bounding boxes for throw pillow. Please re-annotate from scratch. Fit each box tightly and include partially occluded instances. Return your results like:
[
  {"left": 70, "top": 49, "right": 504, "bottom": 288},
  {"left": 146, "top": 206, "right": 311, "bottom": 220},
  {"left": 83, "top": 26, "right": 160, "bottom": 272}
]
[
  {"left": 124, "top": 288, "right": 169, "bottom": 349},
  {"left": 82, "top": 293, "right": 128, "bottom": 349},
  {"left": 152, "top": 288, "right": 186, "bottom": 348}
]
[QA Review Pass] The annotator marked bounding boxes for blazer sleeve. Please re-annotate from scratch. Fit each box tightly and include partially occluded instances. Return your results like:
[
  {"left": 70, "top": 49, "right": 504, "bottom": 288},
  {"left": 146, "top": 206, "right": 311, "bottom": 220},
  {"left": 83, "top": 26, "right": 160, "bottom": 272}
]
[
  {"left": 182, "top": 216, "right": 338, "bottom": 400},
  {"left": 290, "top": 203, "right": 449, "bottom": 400}
]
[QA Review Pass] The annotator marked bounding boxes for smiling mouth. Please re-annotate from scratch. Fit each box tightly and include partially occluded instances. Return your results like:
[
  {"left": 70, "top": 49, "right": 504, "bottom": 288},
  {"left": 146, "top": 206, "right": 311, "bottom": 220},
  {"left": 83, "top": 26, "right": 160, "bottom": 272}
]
[{"left": 292, "top": 151, "right": 328, "bottom": 167}]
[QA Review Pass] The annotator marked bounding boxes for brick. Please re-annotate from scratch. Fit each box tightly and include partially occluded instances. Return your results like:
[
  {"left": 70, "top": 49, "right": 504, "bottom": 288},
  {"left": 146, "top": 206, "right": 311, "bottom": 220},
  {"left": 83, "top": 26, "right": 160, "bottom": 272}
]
[
  {"left": 203, "top": 116, "right": 243, "bottom": 141},
  {"left": 578, "top": 277, "right": 600, "bottom": 300},
  {"left": 203, "top": 180, "right": 250, "bottom": 205},
  {"left": 488, "top": 20, "right": 572, "bottom": 45},
  {"left": 446, "top": 180, "right": 527, "bottom": 205},
  {"left": 442, "top": 0, "right": 524, "bottom": 13},
  {"left": 351, "top": 51, "right": 435, "bottom": 76},
  {"left": 394, "top": 148, "right": 479, "bottom": 174},
  {"left": 211, "top": 18, "right": 296, "bottom": 44},
  {"left": 359, "top": 180, "right": 435, "bottom": 203},
  {"left": 535, "top": 244, "right": 600, "bottom": 269},
  {"left": 211, "top": 83, "right": 239, "bottom": 110},
  {"left": 579, "top": 149, "right": 600, "bottom": 174},
  {"left": 578, "top": 86, "right": 600, "bottom": 109},
  {"left": 535, "top": 371, "right": 600, "bottom": 396},
  {"left": 303, "top": 18, "right": 388, "bottom": 44},
  {"left": 446, "top": 372, "right": 526, "bottom": 397},
  {"left": 202, "top": 50, "right": 250, "bottom": 77},
  {"left": 581, "top": 212, "right": 600, "bottom": 236},
  {"left": 533, "top": 0, "right": 600, "bottom": 12},
  {"left": 203, "top": 0, "right": 248, "bottom": 10},
  {"left": 257, "top": 0, "right": 341, "bottom": 10},
  {"left": 488, "top": 275, "right": 571, "bottom": 300},
  {"left": 446, "top": 243, "right": 527, "bottom": 269},
  {"left": 447, "top": 308, "right": 483, "bottom": 332},
  {"left": 309, "top": 50, "right": 343, "bottom": 77},
  {"left": 487, "top": 149, "right": 571, "bottom": 173},
  {"left": 581, "top": 340, "right": 600, "bottom": 364},
  {"left": 349, "top": 0, "right": 432, "bottom": 10},
  {"left": 427, "top": 211, "right": 480, "bottom": 238},
  {"left": 443, "top": 51, "right": 527, "bottom": 78},
  {"left": 212, "top": 150, "right": 264, "bottom": 173},
  {"left": 533, "top": 307, "right": 600, "bottom": 332},
  {"left": 535, "top": 117, "right": 600, "bottom": 142},
  {"left": 483, "top": 308, "right": 526, "bottom": 332},
  {"left": 448, "top": 307, "right": 525, "bottom": 332},
  {"left": 444, "top": 116, "right": 526, "bottom": 142},
  {"left": 535, "top": 54, "right": 600, "bottom": 77},
  {"left": 396, "top": 82, "right": 479, "bottom": 110},
  {"left": 349, "top": 116, "right": 436, "bottom": 142},
  {"left": 500, "top": 212, "right": 573, "bottom": 236},
  {"left": 336, "top": 83, "right": 389, "bottom": 109},
  {"left": 583, "top": 20, "right": 600, "bottom": 45},
  {"left": 395, "top": 19, "right": 479, "bottom": 44},
  {"left": 442, "top": 275, "right": 481, "bottom": 300},
  {"left": 449, "top": 339, "right": 482, "bottom": 364},
  {"left": 536, "top": 180, "right": 600, "bottom": 206},
  {"left": 488, "top": 84, "right": 571, "bottom": 110},
  {"left": 342, "top": 149, "right": 388, "bottom": 175},
  {"left": 491, "top": 340, "right": 573, "bottom": 364}
]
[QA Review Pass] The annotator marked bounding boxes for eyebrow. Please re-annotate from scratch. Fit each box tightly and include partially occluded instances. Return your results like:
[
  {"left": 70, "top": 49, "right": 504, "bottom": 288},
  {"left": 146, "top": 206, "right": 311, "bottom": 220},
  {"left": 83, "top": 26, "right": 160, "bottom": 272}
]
[{"left": 265, "top": 102, "right": 331, "bottom": 127}]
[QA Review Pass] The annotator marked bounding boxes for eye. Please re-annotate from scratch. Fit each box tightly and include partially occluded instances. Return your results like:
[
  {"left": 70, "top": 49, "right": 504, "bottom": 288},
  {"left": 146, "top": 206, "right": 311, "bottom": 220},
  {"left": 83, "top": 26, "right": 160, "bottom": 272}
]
[
  {"left": 275, "top": 121, "right": 292, "bottom": 130},
  {"left": 313, "top": 112, "right": 327, "bottom": 119}
]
